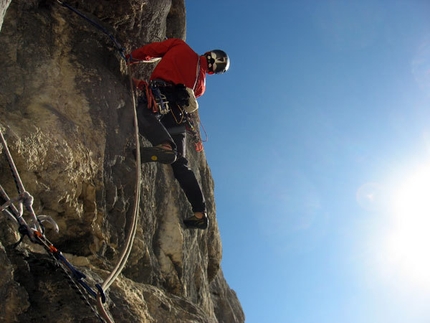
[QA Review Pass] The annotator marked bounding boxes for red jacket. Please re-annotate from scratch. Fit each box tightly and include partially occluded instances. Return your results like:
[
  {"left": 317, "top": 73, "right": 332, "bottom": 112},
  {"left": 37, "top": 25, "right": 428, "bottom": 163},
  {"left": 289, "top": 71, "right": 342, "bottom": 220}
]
[{"left": 130, "top": 38, "right": 208, "bottom": 98}]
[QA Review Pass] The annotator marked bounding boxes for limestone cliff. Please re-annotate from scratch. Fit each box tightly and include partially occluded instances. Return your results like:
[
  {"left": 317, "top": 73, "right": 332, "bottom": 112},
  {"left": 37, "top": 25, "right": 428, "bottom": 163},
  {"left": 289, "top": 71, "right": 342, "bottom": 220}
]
[{"left": 0, "top": 1, "right": 245, "bottom": 322}]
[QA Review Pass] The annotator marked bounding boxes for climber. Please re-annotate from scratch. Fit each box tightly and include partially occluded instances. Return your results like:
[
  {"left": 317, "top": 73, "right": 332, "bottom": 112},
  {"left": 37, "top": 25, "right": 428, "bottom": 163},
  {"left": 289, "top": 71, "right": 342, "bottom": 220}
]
[{"left": 126, "top": 38, "right": 230, "bottom": 230}]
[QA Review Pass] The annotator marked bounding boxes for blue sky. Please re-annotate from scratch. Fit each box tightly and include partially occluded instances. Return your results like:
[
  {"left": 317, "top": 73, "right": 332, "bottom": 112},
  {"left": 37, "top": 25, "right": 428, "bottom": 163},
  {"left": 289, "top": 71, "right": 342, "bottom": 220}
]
[{"left": 186, "top": 1, "right": 430, "bottom": 323}]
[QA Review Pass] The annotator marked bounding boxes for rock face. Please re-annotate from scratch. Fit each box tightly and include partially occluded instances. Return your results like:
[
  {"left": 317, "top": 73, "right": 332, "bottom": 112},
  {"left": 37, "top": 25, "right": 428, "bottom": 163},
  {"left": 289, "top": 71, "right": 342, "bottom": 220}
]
[{"left": 0, "top": 1, "right": 244, "bottom": 322}]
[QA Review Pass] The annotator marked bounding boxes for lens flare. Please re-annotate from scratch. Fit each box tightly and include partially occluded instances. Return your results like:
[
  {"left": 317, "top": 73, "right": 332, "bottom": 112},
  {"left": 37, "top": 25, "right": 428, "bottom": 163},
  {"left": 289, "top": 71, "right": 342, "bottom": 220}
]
[{"left": 381, "top": 165, "right": 430, "bottom": 287}]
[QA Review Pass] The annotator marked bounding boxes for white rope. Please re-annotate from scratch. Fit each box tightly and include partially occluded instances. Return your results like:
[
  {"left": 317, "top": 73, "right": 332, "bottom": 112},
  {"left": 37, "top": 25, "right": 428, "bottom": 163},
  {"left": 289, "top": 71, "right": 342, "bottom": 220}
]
[
  {"left": 96, "top": 63, "right": 142, "bottom": 323},
  {"left": 94, "top": 57, "right": 163, "bottom": 322}
]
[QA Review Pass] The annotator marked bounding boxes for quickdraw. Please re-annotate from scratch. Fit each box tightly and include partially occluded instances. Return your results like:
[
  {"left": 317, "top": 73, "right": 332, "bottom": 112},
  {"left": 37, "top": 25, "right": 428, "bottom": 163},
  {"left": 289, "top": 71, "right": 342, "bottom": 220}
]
[{"left": 0, "top": 127, "right": 106, "bottom": 321}]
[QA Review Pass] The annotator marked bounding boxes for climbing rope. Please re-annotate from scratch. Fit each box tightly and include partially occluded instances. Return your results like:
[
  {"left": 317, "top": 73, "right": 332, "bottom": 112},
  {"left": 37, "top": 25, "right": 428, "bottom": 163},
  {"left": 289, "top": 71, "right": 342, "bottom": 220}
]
[
  {"left": 56, "top": 0, "right": 126, "bottom": 60},
  {"left": 95, "top": 64, "right": 141, "bottom": 322},
  {"left": 3, "top": 2, "right": 188, "bottom": 321},
  {"left": 52, "top": 2, "right": 146, "bottom": 322}
]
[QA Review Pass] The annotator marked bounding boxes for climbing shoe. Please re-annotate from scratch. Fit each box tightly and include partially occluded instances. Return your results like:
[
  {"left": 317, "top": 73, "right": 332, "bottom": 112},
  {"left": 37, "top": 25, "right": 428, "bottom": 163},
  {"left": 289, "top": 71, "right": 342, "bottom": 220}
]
[
  {"left": 183, "top": 213, "right": 209, "bottom": 230},
  {"left": 137, "top": 145, "right": 177, "bottom": 164}
]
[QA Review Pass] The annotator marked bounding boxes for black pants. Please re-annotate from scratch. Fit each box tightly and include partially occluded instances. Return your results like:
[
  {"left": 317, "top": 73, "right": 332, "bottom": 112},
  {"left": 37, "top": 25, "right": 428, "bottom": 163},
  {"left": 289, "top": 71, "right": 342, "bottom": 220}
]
[{"left": 137, "top": 98, "right": 206, "bottom": 213}]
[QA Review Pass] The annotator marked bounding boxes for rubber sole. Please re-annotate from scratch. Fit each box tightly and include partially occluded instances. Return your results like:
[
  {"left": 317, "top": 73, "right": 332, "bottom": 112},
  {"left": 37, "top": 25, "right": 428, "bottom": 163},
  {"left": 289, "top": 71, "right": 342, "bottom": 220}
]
[{"left": 139, "top": 146, "right": 177, "bottom": 164}]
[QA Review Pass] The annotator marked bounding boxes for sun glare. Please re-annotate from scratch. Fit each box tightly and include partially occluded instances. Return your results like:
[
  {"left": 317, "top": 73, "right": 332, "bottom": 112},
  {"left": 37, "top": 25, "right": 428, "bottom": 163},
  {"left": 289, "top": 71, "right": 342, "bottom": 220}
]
[{"left": 382, "top": 165, "right": 430, "bottom": 287}]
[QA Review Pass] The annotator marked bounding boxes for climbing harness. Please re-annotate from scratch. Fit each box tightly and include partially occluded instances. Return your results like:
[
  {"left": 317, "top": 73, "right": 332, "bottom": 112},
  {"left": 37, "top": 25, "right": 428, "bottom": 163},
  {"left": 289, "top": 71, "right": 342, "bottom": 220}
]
[
  {"left": 134, "top": 79, "right": 173, "bottom": 114},
  {"left": 133, "top": 77, "right": 207, "bottom": 152},
  {"left": 0, "top": 127, "right": 106, "bottom": 322}
]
